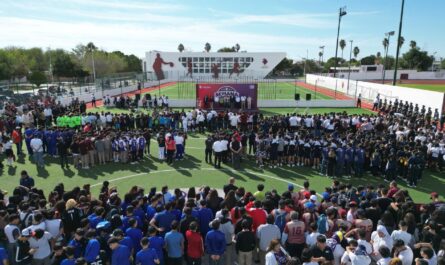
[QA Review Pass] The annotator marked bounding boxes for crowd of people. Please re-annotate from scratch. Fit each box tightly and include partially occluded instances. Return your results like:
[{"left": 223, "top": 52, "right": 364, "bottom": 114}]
[
  {"left": 0, "top": 175, "right": 444, "bottom": 265},
  {"left": 0, "top": 90, "right": 444, "bottom": 265}
]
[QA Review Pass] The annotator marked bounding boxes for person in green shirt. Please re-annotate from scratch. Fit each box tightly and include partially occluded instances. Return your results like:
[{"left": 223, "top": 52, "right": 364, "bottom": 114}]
[{"left": 56, "top": 116, "right": 64, "bottom": 127}]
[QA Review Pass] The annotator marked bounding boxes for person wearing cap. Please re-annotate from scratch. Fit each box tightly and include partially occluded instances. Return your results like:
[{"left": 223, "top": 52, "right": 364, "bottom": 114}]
[
  {"left": 302, "top": 201, "right": 319, "bottom": 228},
  {"left": 14, "top": 229, "right": 32, "bottom": 265}
]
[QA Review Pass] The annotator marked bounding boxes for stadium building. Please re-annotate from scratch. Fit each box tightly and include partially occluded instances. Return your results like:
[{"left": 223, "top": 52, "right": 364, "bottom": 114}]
[{"left": 142, "top": 51, "right": 286, "bottom": 81}]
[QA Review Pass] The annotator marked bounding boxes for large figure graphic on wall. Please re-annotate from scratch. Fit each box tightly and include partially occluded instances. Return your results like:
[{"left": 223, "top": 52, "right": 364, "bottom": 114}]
[{"left": 153, "top": 53, "right": 174, "bottom": 80}]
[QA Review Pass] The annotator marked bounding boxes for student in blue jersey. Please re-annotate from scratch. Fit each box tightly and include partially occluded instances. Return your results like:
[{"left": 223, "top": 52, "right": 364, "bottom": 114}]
[
  {"left": 164, "top": 221, "right": 184, "bottom": 265},
  {"left": 68, "top": 229, "right": 86, "bottom": 259},
  {"left": 0, "top": 247, "right": 8, "bottom": 265},
  {"left": 125, "top": 219, "right": 143, "bottom": 254},
  {"left": 198, "top": 200, "right": 214, "bottom": 238},
  {"left": 205, "top": 219, "right": 226, "bottom": 265},
  {"left": 108, "top": 237, "right": 131, "bottom": 265},
  {"left": 84, "top": 230, "right": 101, "bottom": 264},
  {"left": 111, "top": 229, "right": 134, "bottom": 257},
  {"left": 122, "top": 206, "right": 143, "bottom": 231},
  {"left": 147, "top": 227, "right": 165, "bottom": 265},
  {"left": 150, "top": 203, "right": 177, "bottom": 237},
  {"left": 135, "top": 237, "right": 160, "bottom": 265},
  {"left": 61, "top": 246, "right": 76, "bottom": 265}
]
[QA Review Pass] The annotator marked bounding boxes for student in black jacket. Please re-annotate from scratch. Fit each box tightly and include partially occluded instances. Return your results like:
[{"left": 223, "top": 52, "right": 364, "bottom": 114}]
[{"left": 235, "top": 220, "right": 256, "bottom": 265}]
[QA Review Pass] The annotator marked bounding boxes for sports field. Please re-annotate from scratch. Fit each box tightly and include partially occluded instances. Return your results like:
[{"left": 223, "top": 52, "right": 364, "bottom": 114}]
[
  {"left": 144, "top": 82, "right": 332, "bottom": 100},
  {"left": 398, "top": 83, "right": 445, "bottom": 92},
  {"left": 1, "top": 107, "right": 442, "bottom": 203}
]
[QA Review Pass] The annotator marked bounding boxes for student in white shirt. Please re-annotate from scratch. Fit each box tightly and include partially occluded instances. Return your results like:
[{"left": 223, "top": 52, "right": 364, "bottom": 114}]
[
  {"left": 391, "top": 221, "right": 414, "bottom": 248},
  {"left": 393, "top": 239, "right": 414, "bottom": 265},
  {"left": 306, "top": 222, "right": 321, "bottom": 248}
]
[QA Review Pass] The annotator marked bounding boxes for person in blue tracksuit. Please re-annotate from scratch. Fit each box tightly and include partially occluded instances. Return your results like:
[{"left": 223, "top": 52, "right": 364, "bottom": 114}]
[
  {"left": 148, "top": 227, "right": 165, "bottom": 265},
  {"left": 344, "top": 145, "right": 353, "bottom": 178},
  {"left": 320, "top": 144, "right": 329, "bottom": 176},
  {"left": 336, "top": 146, "right": 345, "bottom": 178},
  {"left": 68, "top": 229, "right": 86, "bottom": 258},
  {"left": 126, "top": 219, "right": 143, "bottom": 254},
  {"left": 198, "top": 200, "right": 214, "bottom": 238},
  {"left": 138, "top": 136, "right": 146, "bottom": 160},
  {"left": 24, "top": 127, "right": 35, "bottom": 156},
  {"left": 354, "top": 145, "right": 365, "bottom": 178}
]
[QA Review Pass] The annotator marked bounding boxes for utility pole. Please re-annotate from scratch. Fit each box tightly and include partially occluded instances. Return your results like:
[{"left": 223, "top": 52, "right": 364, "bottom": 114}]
[
  {"left": 392, "top": 0, "right": 405, "bottom": 86},
  {"left": 334, "top": 7, "right": 347, "bottom": 78}
]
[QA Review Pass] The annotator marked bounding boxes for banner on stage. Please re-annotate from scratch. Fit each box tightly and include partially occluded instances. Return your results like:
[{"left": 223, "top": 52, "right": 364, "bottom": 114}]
[{"left": 196, "top": 83, "right": 258, "bottom": 110}]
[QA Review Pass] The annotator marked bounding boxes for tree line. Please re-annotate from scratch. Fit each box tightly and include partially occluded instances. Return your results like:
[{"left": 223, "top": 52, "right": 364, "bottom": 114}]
[
  {"left": 275, "top": 38, "right": 441, "bottom": 76},
  {"left": 0, "top": 42, "right": 142, "bottom": 83}
]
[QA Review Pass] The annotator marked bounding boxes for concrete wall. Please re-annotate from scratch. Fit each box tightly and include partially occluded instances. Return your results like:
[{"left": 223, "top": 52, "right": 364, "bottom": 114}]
[{"left": 306, "top": 74, "right": 445, "bottom": 114}]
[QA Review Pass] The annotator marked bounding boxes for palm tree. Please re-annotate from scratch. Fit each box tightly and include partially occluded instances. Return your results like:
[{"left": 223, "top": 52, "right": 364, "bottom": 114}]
[
  {"left": 318, "top": 51, "right": 323, "bottom": 64},
  {"left": 235, "top": 43, "right": 240, "bottom": 52},
  {"left": 398, "top": 36, "right": 405, "bottom": 49},
  {"left": 409, "top": 40, "right": 417, "bottom": 50},
  {"left": 204, "top": 42, "right": 211, "bottom": 52},
  {"left": 353, "top": 46, "right": 360, "bottom": 59},
  {"left": 383, "top": 38, "right": 389, "bottom": 52},
  {"left": 339, "top": 39, "right": 346, "bottom": 58},
  {"left": 178, "top": 43, "right": 184, "bottom": 52},
  {"left": 86, "top": 42, "right": 97, "bottom": 81}
]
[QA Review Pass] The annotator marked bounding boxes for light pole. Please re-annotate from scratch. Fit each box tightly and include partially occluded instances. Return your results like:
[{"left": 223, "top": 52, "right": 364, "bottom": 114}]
[
  {"left": 347, "top": 40, "right": 353, "bottom": 94},
  {"left": 334, "top": 7, "right": 347, "bottom": 78},
  {"left": 392, "top": 0, "right": 405, "bottom": 86},
  {"left": 382, "top": 31, "right": 395, "bottom": 84}
]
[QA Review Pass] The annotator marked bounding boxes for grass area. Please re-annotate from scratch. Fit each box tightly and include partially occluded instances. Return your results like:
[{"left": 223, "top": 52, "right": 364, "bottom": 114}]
[
  {"left": 1, "top": 134, "right": 442, "bottom": 203},
  {"left": 398, "top": 83, "right": 445, "bottom": 92},
  {"left": 90, "top": 106, "right": 373, "bottom": 116},
  {"left": 146, "top": 82, "right": 331, "bottom": 100}
]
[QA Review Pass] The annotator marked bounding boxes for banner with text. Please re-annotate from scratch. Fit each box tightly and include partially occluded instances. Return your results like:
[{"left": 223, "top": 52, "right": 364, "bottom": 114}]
[{"left": 196, "top": 83, "right": 258, "bottom": 110}]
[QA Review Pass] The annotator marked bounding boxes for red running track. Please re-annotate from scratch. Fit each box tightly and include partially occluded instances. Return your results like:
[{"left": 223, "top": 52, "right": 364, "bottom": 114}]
[
  {"left": 86, "top": 82, "right": 177, "bottom": 109},
  {"left": 296, "top": 82, "right": 375, "bottom": 111}
]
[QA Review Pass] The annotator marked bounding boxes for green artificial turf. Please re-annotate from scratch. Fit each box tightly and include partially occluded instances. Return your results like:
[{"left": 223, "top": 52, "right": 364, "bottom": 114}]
[{"left": 398, "top": 83, "right": 445, "bottom": 93}]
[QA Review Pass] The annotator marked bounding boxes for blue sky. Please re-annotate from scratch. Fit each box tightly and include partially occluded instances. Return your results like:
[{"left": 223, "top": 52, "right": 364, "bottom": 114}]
[{"left": 0, "top": 0, "right": 443, "bottom": 61}]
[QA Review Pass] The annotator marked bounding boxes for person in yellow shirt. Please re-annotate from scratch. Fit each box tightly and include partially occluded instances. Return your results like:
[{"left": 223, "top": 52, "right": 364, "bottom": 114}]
[{"left": 253, "top": 184, "right": 265, "bottom": 201}]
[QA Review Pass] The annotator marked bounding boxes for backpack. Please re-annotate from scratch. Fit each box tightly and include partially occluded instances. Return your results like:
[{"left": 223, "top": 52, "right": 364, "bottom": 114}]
[
  {"left": 20, "top": 211, "right": 34, "bottom": 229},
  {"left": 274, "top": 209, "right": 287, "bottom": 233},
  {"left": 317, "top": 214, "right": 329, "bottom": 234}
]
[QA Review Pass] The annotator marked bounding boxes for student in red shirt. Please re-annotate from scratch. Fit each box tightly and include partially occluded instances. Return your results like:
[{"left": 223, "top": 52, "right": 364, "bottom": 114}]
[
  {"left": 185, "top": 221, "right": 204, "bottom": 264},
  {"left": 247, "top": 200, "right": 267, "bottom": 233},
  {"left": 166, "top": 135, "right": 176, "bottom": 165}
]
